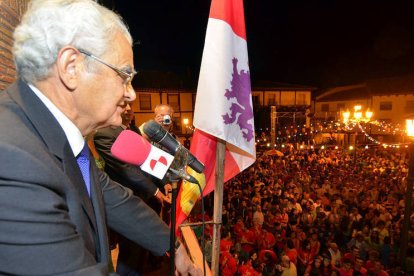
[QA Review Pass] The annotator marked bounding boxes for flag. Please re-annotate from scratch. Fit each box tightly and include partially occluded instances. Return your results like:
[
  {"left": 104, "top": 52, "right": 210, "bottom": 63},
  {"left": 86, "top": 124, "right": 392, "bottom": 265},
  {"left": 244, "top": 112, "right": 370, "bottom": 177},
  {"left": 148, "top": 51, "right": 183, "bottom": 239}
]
[{"left": 176, "top": 0, "right": 256, "bottom": 229}]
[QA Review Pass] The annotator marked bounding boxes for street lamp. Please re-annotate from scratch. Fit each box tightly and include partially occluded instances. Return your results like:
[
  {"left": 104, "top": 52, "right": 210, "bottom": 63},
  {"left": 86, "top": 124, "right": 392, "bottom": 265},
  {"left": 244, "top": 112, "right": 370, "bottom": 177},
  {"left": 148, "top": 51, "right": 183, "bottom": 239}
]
[
  {"left": 400, "top": 119, "right": 414, "bottom": 269},
  {"left": 342, "top": 105, "right": 373, "bottom": 163}
]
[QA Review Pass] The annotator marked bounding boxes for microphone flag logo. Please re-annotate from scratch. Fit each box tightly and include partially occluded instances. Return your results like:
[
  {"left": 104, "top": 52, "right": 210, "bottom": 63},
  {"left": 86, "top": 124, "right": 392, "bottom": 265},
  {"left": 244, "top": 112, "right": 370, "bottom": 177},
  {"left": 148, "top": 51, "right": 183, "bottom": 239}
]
[
  {"left": 141, "top": 145, "right": 174, "bottom": 179},
  {"left": 149, "top": 156, "right": 168, "bottom": 170}
]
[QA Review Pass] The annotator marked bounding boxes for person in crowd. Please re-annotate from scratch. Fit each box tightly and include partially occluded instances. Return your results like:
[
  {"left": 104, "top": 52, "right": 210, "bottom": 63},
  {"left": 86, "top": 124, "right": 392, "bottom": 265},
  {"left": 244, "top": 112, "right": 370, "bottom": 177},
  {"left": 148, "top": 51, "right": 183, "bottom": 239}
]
[
  {"left": 303, "top": 256, "right": 323, "bottom": 276},
  {"left": 94, "top": 103, "right": 170, "bottom": 275},
  {"left": 338, "top": 258, "right": 353, "bottom": 276},
  {"left": 371, "top": 260, "right": 390, "bottom": 276},
  {"left": 141, "top": 103, "right": 175, "bottom": 222},
  {"left": 347, "top": 232, "right": 369, "bottom": 260},
  {"left": 285, "top": 239, "right": 298, "bottom": 266},
  {"left": 238, "top": 254, "right": 260, "bottom": 276},
  {"left": 328, "top": 242, "right": 342, "bottom": 269},
  {"left": 253, "top": 204, "right": 265, "bottom": 227},
  {"left": 154, "top": 103, "right": 175, "bottom": 133},
  {"left": 0, "top": 0, "right": 200, "bottom": 275},
  {"left": 277, "top": 255, "right": 297, "bottom": 276},
  {"left": 353, "top": 257, "right": 368, "bottom": 276},
  {"left": 221, "top": 247, "right": 238, "bottom": 276},
  {"left": 298, "top": 239, "right": 316, "bottom": 274}
]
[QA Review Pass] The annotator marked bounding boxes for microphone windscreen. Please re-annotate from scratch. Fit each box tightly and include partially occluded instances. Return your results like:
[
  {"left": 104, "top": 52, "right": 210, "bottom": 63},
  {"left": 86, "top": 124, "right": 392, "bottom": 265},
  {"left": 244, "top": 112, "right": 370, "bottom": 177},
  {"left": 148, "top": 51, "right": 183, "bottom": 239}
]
[
  {"left": 111, "top": 130, "right": 152, "bottom": 166},
  {"left": 142, "top": 120, "right": 166, "bottom": 142}
]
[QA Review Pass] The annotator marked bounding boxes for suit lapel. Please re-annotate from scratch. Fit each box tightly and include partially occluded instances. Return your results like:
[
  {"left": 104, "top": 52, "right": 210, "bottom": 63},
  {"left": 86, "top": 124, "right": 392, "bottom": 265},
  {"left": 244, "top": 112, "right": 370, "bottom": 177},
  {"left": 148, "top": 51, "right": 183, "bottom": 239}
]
[{"left": 7, "top": 80, "right": 97, "bottom": 231}]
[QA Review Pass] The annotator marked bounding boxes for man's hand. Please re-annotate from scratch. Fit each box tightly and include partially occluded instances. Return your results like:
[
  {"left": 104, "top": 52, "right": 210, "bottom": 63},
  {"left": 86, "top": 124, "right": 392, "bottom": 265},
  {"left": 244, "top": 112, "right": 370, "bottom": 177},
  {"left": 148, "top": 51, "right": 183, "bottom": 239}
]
[
  {"left": 175, "top": 243, "right": 202, "bottom": 276},
  {"left": 164, "top": 183, "right": 172, "bottom": 195},
  {"left": 164, "top": 183, "right": 173, "bottom": 203},
  {"left": 154, "top": 114, "right": 164, "bottom": 125},
  {"left": 155, "top": 190, "right": 172, "bottom": 204}
]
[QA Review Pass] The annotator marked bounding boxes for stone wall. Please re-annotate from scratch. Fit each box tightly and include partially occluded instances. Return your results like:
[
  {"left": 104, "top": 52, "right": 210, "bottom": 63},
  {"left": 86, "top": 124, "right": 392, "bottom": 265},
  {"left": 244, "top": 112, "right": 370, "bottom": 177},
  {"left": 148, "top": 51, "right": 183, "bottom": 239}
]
[{"left": 0, "top": 0, "right": 30, "bottom": 90}]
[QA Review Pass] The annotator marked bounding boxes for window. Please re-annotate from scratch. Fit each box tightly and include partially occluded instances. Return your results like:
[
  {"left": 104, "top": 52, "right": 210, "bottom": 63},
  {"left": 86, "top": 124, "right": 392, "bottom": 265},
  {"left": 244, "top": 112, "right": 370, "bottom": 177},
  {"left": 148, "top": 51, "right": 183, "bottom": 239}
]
[
  {"left": 405, "top": 101, "right": 414, "bottom": 113},
  {"left": 321, "top": 104, "right": 329, "bottom": 112},
  {"left": 268, "top": 94, "right": 277, "bottom": 105},
  {"left": 297, "top": 94, "right": 307, "bottom": 105},
  {"left": 167, "top": 94, "right": 180, "bottom": 112},
  {"left": 139, "top": 94, "right": 151, "bottom": 111},
  {"left": 337, "top": 103, "right": 345, "bottom": 111},
  {"left": 380, "top": 101, "right": 392, "bottom": 111}
]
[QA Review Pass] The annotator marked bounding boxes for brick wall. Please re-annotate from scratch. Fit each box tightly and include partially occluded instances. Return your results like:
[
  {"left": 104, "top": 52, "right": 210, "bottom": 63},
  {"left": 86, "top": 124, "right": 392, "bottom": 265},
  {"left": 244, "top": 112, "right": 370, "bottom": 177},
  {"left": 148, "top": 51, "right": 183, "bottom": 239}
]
[{"left": 0, "top": 0, "right": 30, "bottom": 90}]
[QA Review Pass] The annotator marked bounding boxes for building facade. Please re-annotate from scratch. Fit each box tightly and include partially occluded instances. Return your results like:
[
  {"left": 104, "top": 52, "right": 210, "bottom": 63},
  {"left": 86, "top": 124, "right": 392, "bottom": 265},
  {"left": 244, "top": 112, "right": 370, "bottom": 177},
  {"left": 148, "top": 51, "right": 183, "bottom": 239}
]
[
  {"left": 314, "top": 75, "right": 414, "bottom": 125},
  {"left": 132, "top": 83, "right": 315, "bottom": 136},
  {"left": 0, "top": 0, "right": 30, "bottom": 90}
]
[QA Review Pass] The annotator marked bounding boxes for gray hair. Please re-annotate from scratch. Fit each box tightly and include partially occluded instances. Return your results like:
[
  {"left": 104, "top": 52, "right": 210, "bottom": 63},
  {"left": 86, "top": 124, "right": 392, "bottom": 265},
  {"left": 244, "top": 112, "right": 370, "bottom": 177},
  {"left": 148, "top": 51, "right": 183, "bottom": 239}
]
[{"left": 13, "top": 0, "right": 133, "bottom": 83}]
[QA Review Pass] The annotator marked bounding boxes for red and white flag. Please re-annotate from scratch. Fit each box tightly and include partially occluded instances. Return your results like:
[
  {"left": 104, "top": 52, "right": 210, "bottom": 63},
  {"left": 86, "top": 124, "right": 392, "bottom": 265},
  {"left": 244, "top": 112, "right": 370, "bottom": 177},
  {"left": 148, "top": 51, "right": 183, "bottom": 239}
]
[{"left": 176, "top": 0, "right": 256, "bottom": 229}]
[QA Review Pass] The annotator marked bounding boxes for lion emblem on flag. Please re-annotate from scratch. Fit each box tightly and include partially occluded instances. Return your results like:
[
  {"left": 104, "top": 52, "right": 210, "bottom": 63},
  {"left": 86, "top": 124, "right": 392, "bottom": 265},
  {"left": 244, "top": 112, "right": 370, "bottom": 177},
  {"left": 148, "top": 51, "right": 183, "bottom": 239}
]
[{"left": 222, "top": 58, "right": 254, "bottom": 142}]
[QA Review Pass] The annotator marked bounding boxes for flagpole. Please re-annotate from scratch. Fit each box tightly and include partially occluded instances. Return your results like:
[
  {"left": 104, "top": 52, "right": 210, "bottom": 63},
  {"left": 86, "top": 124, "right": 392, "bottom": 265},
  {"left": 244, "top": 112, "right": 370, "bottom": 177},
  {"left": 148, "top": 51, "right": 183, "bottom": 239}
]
[{"left": 211, "top": 138, "right": 226, "bottom": 275}]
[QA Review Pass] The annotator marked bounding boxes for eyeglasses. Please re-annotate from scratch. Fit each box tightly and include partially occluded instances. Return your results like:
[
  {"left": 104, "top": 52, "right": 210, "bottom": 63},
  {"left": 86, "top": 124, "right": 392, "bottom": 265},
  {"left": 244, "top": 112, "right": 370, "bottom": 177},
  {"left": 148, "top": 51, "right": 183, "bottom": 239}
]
[{"left": 78, "top": 49, "right": 137, "bottom": 86}]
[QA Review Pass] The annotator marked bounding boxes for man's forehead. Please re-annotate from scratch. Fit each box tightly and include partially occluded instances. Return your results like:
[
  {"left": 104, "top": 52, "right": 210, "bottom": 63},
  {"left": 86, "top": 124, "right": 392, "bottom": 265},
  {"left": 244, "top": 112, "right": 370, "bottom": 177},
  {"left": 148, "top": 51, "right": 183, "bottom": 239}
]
[{"left": 157, "top": 107, "right": 172, "bottom": 114}]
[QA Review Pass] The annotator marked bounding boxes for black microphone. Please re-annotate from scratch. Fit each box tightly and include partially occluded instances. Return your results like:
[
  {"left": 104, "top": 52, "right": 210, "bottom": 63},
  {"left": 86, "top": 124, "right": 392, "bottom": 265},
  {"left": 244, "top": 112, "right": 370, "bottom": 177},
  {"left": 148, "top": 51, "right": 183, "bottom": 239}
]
[{"left": 143, "top": 120, "right": 205, "bottom": 173}]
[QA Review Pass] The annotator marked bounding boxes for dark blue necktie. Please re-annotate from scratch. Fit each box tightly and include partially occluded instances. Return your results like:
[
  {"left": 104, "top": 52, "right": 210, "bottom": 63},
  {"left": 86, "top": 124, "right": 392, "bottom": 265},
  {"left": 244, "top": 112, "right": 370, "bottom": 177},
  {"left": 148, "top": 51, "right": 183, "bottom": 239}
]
[{"left": 77, "top": 142, "right": 91, "bottom": 196}]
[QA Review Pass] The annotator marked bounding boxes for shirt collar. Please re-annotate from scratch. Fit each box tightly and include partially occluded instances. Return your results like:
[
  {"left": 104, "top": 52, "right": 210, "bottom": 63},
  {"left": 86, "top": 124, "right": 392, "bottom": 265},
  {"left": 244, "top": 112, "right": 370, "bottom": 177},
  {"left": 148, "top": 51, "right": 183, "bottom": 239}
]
[{"left": 28, "top": 84, "right": 85, "bottom": 156}]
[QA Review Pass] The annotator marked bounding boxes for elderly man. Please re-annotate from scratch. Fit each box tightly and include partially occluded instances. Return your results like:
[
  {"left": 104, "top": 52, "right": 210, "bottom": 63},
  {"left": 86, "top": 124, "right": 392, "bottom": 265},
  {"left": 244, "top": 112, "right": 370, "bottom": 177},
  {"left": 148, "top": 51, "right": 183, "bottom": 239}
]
[{"left": 0, "top": 0, "right": 199, "bottom": 275}]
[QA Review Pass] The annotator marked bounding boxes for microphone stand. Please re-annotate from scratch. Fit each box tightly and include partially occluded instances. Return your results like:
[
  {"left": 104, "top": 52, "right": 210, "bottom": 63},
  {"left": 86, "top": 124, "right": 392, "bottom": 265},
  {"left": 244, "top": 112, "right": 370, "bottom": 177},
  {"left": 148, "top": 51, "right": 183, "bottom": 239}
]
[
  {"left": 166, "top": 146, "right": 189, "bottom": 276},
  {"left": 169, "top": 176, "right": 180, "bottom": 276}
]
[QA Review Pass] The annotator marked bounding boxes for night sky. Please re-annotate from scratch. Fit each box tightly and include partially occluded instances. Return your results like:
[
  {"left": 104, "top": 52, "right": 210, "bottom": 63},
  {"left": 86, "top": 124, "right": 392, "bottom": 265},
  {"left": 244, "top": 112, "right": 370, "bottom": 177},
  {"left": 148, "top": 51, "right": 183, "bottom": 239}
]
[{"left": 102, "top": 0, "right": 414, "bottom": 90}]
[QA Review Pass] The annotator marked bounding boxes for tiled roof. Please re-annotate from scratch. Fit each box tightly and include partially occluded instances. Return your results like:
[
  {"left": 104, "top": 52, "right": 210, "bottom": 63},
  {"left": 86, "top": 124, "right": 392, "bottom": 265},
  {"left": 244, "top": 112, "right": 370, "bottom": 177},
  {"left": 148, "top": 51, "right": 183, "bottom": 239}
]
[{"left": 317, "top": 74, "right": 414, "bottom": 102}]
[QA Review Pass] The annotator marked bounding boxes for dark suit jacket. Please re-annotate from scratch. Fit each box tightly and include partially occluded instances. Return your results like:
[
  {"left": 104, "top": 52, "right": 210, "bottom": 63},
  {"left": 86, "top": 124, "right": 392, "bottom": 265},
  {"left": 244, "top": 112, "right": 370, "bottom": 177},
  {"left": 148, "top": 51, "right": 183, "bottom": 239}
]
[
  {"left": 0, "top": 80, "right": 170, "bottom": 275},
  {"left": 94, "top": 126, "right": 163, "bottom": 201}
]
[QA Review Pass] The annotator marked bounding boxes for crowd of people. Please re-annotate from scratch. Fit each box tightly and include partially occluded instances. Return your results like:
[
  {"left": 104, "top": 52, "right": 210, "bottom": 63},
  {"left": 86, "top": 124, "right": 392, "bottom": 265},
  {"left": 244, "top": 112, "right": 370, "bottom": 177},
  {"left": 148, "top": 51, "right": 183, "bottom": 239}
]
[{"left": 193, "top": 144, "right": 414, "bottom": 275}]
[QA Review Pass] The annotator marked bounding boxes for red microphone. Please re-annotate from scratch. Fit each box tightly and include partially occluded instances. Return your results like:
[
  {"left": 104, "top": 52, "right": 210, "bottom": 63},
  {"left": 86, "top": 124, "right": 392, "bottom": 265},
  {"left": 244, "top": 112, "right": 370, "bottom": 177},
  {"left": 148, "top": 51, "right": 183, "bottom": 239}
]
[
  {"left": 111, "top": 130, "right": 174, "bottom": 179},
  {"left": 111, "top": 130, "right": 199, "bottom": 184}
]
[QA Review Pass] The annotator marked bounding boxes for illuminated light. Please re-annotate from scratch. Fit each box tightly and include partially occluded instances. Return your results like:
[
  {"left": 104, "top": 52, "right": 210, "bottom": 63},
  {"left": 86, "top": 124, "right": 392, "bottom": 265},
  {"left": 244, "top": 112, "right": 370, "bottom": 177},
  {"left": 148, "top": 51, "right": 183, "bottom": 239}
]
[
  {"left": 354, "top": 105, "right": 362, "bottom": 112},
  {"left": 343, "top": 111, "right": 350, "bottom": 123},
  {"left": 365, "top": 145, "right": 369, "bottom": 149},
  {"left": 267, "top": 143, "right": 270, "bottom": 147},
  {"left": 406, "top": 119, "right": 414, "bottom": 137},
  {"left": 383, "top": 144, "right": 388, "bottom": 148},
  {"left": 353, "top": 111, "right": 362, "bottom": 120},
  {"left": 349, "top": 145, "right": 354, "bottom": 150},
  {"left": 321, "top": 145, "right": 325, "bottom": 150},
  {"left": 300, "top": 145, "right": 304, "bottom": 149},
  {"left": 405, "top": 145, "right": 409, "bottom": 148},
  {"left": 335, "top": 146, "right": 339, "bottom": 150},
  {"left": 183, "top": 118, "right": 189, "bottom": 125},
  {"left": 281, "top": 144, "right": 285, "bottom": 148},
  {"left": 397, "top": 145, "right": 400, "bottom": 148},
  {"left": 310, "top": 145, "right": 314, "bottom": 149}
]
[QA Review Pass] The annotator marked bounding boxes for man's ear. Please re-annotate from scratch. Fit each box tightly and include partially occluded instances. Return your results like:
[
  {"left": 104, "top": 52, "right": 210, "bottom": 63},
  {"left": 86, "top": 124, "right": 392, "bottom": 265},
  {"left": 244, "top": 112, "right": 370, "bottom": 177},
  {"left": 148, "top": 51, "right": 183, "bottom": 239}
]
[{"left": 56, "top": 46, "right": 82, "bottom": 90}]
